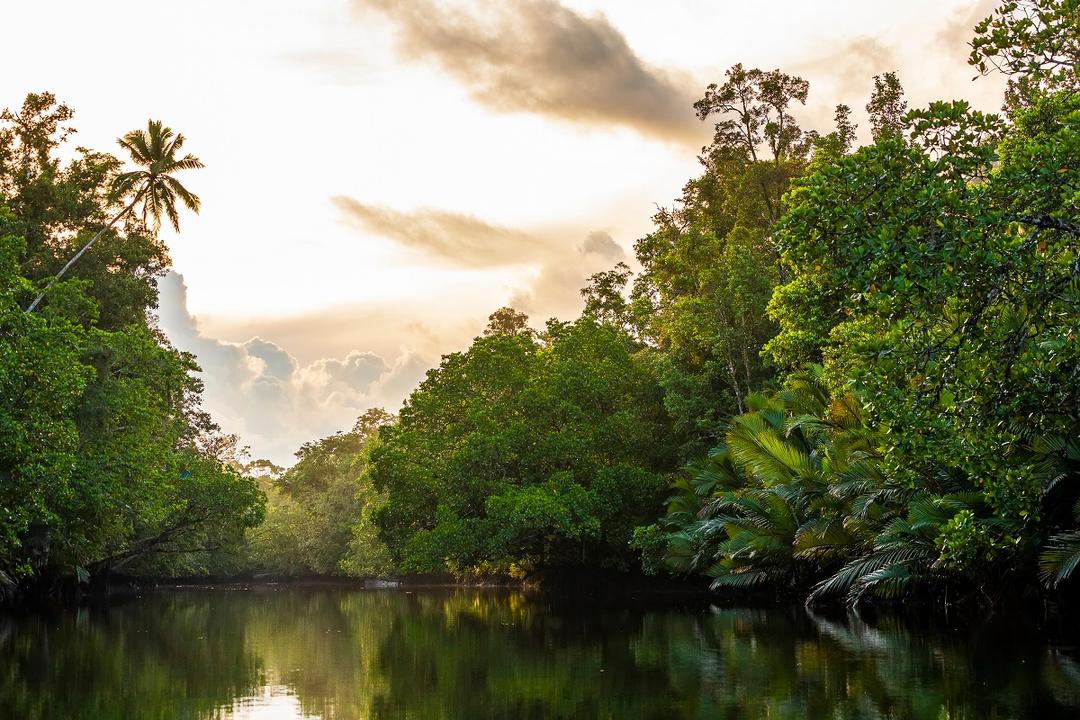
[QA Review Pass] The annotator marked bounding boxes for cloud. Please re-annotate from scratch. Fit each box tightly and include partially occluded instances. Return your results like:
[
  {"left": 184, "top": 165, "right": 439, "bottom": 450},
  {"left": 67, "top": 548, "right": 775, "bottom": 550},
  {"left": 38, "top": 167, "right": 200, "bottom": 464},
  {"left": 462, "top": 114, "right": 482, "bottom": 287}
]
[
  {"left": 197, "top": 308, "right": 479, "bottom": 371},
  {"left": 156, "top": 271, "right": 431, "bottom": 466},
  {"left": 244, "top": 337, "right": 299, "bottom": 381},
  {"left": 809, "top": 37, "right": 897, "bottom": 98},
  {"left": 158, "top": 222, "right": 629, "bottom": 463},
  {"left": 335, "top": 193, "right": 627, "bottom": 320},
  {"left": 336, "top": 185, "right": 631, "bottom": 318},
  {"left": 354, "top": 0, "right": 704, "bottom": 144},
  {"left": 579, "top": 230, "right": 624, "bottom": 261},
  {"left": 509, "top": 230, "right": 626, "bottom": 320},
  {"left": 783, "top": 3, "right": 1005, "bottom": 142},
  {"left": 937, "top": 0, "right": 1000, "bottom": 58},
  {"left": 788, "top": 35, "right": 899, "bottom": 138},
  {"left": 333, "top": 196, "right": 548, "bottom": 267},
  {"left": 299, "top": 351, "right": 391, "bottom": 398}
]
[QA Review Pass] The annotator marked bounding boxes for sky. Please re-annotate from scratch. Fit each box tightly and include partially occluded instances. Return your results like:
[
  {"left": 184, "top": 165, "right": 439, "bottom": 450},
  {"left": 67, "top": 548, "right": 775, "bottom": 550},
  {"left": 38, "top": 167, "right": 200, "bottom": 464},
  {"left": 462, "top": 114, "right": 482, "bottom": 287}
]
[{"left": 1, "top": 0, "right": 1005, "bottom": 465}]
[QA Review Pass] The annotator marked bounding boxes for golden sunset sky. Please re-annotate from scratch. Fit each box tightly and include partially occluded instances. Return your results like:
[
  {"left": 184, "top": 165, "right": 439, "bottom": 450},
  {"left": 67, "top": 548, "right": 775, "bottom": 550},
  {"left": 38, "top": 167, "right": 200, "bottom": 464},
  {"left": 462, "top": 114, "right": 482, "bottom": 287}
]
[{"left": 2, "top": 0, "right": 1004, "bottom": 463}]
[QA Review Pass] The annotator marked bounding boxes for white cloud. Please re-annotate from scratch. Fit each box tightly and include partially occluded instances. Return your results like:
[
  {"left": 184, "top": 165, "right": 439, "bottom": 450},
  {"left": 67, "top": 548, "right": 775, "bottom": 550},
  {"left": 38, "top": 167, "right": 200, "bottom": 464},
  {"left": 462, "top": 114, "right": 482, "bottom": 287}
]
[
  {"left": 156, "top": 271, "right": 430, "bottom": 465},
  {"left": 154, "top": 222, "right": 626, "bottom": 464}
]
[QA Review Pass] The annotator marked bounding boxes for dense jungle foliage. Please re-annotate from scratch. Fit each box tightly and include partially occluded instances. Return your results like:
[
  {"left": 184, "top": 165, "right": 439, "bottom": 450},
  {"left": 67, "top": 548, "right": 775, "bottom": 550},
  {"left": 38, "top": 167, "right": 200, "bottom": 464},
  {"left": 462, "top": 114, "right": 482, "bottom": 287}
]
[
  {"left": 365, "top": 0, "right": 1080, "bottom": 606},
  {"left": 0, "top": 98, "right": 264, "bottom": 597},
  {"left": 244, "top": 408, "right": 395, "bottom": 578},
  {"left": 1, "top": 0, "right": 1076, "bottom": 610},
  {"left": 369, "top": 311, "right": 678, "bottom": 577},
  {"left": 632, "top": 0, "right": 1080, "bottom": 605}
]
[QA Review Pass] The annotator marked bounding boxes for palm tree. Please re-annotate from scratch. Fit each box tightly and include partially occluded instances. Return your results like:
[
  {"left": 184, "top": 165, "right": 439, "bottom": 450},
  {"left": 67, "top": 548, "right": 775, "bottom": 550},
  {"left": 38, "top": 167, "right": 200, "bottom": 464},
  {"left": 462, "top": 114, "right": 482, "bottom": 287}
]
[
  {"left": 658, "top": 367, "right": 895, "bottom": 594},
  {"left": 26, "top": 120, "right": 202, "bottom": 312},
  {"left": 1041, "top": 532, "right": 1080, "bottom": 588}
]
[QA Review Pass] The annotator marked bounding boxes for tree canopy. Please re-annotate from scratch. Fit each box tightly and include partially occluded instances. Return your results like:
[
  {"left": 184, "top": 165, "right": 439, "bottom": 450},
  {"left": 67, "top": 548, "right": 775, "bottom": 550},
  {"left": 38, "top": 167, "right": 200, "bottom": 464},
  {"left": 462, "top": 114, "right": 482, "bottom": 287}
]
[
  {"left": 4, "top": 0, "right": 1077, "bottom": 610},
  {"left": 0, "top": 94, "right": 262, "bottom": 594},
  {"left": 370, "top": 315, "right": 679, "bottom": 576},
  {"left": 645, "top": 0, "right": 1080, "bottom": 605}
]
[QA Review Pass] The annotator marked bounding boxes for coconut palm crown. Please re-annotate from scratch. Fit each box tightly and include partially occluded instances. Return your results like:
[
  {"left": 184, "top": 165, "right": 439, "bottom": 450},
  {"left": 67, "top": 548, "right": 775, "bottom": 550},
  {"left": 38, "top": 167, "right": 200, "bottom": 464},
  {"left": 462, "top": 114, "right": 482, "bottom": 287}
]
[
  {"left": 26, "top": 119, "right": 202, "bottom": 312},
  {"left": 112, "top": 120, "right": 203, "bottom": 232}
]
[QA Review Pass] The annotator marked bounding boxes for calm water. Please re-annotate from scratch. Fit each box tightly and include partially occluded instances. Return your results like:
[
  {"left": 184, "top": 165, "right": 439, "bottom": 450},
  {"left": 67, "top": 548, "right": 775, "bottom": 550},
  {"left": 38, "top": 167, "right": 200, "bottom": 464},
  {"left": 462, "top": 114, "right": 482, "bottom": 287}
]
[{"left": 1, "top": 587, "right": 1078, "bottom": 719}]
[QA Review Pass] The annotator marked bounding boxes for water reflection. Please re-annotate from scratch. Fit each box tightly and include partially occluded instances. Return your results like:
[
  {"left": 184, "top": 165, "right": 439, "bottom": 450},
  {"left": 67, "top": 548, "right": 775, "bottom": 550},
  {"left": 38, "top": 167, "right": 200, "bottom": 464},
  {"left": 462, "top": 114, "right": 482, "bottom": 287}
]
[{"left": 1, "top": 588, "right": 1077, "bottom": 719}]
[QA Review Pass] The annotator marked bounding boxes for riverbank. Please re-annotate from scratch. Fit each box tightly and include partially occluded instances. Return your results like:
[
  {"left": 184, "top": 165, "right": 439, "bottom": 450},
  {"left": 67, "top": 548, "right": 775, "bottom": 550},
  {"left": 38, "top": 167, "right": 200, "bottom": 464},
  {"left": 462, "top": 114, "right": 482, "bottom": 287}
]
[
  {"left": 6, "top": 564, "right": 1078, "bottom": 619},
  {"left": 1, "top": 568, "right": 715, "bottom": 609}
]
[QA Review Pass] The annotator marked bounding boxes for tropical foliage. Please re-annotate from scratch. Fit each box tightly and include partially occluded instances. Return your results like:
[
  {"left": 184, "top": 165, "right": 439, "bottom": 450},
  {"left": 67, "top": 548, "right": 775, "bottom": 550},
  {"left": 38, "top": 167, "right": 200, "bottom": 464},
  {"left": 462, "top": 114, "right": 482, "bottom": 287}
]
[
  {"left": 369, "top": 310, "right": 679, "bottom": 577},
  {"left": 644, "top": 0, "right": 1080, "bottom": 605},
  {"left": 342, "top": 1, "right": 1080, "bottom": 606},
  {"left": 3, "top": 0, "right": 1077, "bottom": 611},
  {"left": 246, "top": 408, "right": 396, "bottom": 577},
  {"left": 0, "top": 94, "right": 263, "bottom": 595}
]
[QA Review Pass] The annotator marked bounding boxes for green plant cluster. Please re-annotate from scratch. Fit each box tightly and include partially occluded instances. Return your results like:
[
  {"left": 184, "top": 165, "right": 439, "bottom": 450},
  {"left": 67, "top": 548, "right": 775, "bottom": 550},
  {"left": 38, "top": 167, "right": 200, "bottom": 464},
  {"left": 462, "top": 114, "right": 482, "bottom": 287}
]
[
  {"left": 8, "top": 1, "right": 1076, "bottom": 609},
  {"left": 370, "top": 314, "right": 678, "bottom": 576},
  {"left": 245, "top": 408, "right": 395, "bottom": 577},
  {"left": 645, "top": 0, "right": 1080, "bottom": 605},
  {"left": 0, "top": 94, "right": 263, "bottom": 596},
  {"left": 362, "top": 2, "right": 1080, "bottom": 605}
]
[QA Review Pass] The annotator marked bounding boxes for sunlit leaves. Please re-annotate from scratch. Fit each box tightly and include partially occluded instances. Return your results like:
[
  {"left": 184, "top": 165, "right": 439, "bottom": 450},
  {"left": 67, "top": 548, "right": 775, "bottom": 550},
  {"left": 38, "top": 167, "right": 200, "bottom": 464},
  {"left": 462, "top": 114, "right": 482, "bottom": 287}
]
[{"left": 371, "top": 318, "right": 678, "bottom": 576}]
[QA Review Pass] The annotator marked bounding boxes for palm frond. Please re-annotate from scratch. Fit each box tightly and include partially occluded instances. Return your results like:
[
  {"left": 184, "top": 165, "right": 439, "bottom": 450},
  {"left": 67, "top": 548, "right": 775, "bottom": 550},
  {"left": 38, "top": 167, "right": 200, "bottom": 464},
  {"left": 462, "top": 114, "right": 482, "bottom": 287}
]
[
  {"left": 727, "top": 422, "right": 813, "bottom": 485},
  {"left": 163, "top": 175, "right": 201, "bottom": 213},
  {"left": 808, "top": 545, "right": 933, "bottom": 603},
  {"left": 1040, "top": 532, "right": 1080, "bottom": 588},
  {"left": 794, "top": 519, "right": 856, "bottom": 561},
  {"left": 118, "top": 127, "right": 153, "bottom": 165},
  {"left": 168, "top": 152, "right": 205, "bottom": 172},
  {"left": 110, "top": 170, "right": 144, "bottom": 202},
  {"left": 709, "top": 567, "right": 784, "bottom": 590},
  {"left": 857, "top": 563, "right": 915, "bottom": 600}
]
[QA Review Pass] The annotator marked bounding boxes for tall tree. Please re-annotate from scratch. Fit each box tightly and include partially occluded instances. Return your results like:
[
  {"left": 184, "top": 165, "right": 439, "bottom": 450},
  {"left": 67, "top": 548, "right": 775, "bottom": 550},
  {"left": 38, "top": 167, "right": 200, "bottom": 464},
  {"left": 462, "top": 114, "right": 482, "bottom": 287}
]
[
  {"left": 483, "top": 306, "right": 532, "bottom": 337},
  {"left": 26, "top": 120, "right": 202, "bottom": 312},
  {"left": 866, "top": 72, "right": 909, "bottom": 140},
  {"left": 627, "top": 65, "right": 852, "bottom": 450},
  {"left": 1, "top": 96, "right": 260, "bottom": 591},
  {"left": 580, "top": 262, "right": 633, "bottom": 330},
  {"left": 370, "top": 315, "right": 679, "bottom": 576},
  {"left": 692, "top": 64, "right": 815, "bottom": 236}
]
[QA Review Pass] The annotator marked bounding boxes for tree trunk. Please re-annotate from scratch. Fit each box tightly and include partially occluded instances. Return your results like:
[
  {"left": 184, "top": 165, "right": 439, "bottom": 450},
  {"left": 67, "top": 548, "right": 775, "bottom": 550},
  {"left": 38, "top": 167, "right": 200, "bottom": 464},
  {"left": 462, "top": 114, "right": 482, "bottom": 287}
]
[
  {"left": 726, "top": 353, "right": 744, "bottom": 414},
  {"left": 25, "top": 191, "right": 143, "bottom": 313}
]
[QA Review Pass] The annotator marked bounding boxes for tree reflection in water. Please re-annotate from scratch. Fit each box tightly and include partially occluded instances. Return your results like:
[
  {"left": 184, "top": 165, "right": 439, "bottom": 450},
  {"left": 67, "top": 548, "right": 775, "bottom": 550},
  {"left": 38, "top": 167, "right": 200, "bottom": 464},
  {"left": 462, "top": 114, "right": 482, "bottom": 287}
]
[{"left": 0, "top": 588, "right": 1077, "bottom": 719}]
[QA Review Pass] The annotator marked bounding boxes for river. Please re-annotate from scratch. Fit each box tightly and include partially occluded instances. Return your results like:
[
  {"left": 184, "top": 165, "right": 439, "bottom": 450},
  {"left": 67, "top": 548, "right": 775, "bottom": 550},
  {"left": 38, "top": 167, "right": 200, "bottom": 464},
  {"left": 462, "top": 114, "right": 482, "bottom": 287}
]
[{"left": 1, "top": 587, "right": 1078, "bottom": 718}]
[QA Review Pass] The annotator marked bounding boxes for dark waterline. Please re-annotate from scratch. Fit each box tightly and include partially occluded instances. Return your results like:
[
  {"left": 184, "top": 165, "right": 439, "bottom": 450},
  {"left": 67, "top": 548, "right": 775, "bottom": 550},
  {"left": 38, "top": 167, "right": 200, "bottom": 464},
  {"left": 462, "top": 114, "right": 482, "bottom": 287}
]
[{"left": 2, "top": 587, "right": 1079, "bottom": 719}]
